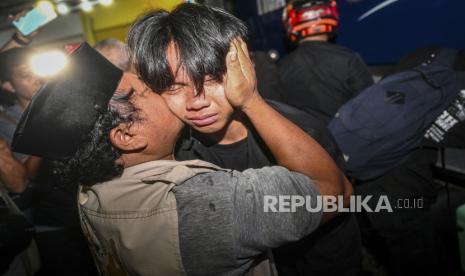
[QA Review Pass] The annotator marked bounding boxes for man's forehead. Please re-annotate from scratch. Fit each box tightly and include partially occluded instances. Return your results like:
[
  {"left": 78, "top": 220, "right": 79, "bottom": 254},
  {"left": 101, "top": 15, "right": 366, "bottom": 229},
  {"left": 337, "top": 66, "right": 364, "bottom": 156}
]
[
  {"left": 117, "top": 73, "right": 147, "bottom": 93},
  {"left": 11, "top": 64, "right": 33, "bottom": 78},
  {"left": 13, "top": 64, "right": 31, "bottom": 73}
]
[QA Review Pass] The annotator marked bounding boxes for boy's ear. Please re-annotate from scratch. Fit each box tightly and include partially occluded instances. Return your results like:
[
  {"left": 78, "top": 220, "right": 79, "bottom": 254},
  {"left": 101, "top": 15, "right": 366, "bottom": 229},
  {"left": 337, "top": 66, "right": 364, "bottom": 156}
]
[
  {"left": 109, "top": 123, "right": 148, "bottom": 152},
  {"left": 1, "top": 81, "right": 15, "bottom": 93}
]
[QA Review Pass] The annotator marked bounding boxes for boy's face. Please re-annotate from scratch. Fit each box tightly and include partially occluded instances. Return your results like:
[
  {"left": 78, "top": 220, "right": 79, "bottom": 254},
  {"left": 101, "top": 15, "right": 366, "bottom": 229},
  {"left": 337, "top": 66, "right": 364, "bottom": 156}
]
[
  {"left": 159, "top": 43, "right": 234, "bottom": 135},
  {"left": 10, "top": 64, "right": 43, "bottom": 101}
]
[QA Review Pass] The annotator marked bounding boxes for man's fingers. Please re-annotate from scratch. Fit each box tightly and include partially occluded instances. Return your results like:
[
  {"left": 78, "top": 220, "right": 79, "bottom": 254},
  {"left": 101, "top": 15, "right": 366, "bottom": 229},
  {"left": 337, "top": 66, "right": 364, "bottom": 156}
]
[
  {"left": 0, "top": 139, "right": 9, "bottom": 151},
  {"left": 9, "top": 10, "right": 28, "bottom": 22}
]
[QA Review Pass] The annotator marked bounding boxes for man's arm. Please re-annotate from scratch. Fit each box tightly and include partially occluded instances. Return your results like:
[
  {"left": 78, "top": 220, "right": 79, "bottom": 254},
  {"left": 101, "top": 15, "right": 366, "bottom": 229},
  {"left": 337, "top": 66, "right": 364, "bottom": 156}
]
[
  {"left": 224, "top": 39, "right": 351, "bottom": 220},
  {"left": 0, "top": 10, "right": 40, "bottom": 53},
  {"left": 0, "top": 32, "right": 31, "bottom": 53},
  {"left": 175, "top": 167, "right": 322, "bottom": 275},
  {"left": 0, "top": 138, "right": 28, "bottom": 193}
]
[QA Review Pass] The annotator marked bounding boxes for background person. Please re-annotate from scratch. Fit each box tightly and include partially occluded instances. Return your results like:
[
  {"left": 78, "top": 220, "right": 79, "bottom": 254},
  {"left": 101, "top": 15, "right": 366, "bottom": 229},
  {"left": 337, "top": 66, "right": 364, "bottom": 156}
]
[{"left": 279, "top": 0, "right": 373, "bottom": 126}]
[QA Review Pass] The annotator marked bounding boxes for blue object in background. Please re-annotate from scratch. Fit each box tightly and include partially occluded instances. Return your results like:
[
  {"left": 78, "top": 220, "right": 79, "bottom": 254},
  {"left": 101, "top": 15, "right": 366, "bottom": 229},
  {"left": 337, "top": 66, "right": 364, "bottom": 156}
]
[
  {"left": 338, "top": 0, "right": 465, "bottom": 64},
  {"left": 235, "top": 0, "right": 465, "bottom": 65}
]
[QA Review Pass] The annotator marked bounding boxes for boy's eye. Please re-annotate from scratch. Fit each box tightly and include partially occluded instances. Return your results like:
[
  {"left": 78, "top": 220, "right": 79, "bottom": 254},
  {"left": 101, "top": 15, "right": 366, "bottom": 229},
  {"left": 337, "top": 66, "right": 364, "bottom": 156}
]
[
  {"left": 204, "top": 75, "right": 216, "bottom": 82},
  {"left": 204, "top": 78, "right": 219, "bottom": 86}
]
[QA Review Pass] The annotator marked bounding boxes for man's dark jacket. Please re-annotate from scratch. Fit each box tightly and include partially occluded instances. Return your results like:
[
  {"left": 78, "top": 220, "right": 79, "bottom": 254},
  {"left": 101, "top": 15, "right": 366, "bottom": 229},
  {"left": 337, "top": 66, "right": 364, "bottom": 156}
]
[{"left": 279, "top": 41, "right": 373, "bottom": 125}]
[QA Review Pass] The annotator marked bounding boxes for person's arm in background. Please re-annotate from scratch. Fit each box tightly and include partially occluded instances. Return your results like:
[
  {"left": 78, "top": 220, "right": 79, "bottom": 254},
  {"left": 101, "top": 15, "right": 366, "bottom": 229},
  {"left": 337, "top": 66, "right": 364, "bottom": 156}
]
[
  {"left": 346, "top": 53, "right": 374, "bottom": 97},
  {"left": 224, "top": 39, "right": 351, "bottom": 221},
  {"left": 0, "top": 138, "right": 28, "bottom": 193},
  {"left": 0, "top": 10, "right": 41, "bottom": 53},
  {"left": 24, "top": 156, "right": 42, "bottom": 179}
]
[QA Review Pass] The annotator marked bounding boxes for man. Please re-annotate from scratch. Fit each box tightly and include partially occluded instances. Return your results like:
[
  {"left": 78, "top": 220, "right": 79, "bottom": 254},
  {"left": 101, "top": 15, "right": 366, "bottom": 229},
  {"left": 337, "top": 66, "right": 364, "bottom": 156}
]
[
  {"left": 128, "top": 3, "right": 360, "bottom": 275},
  {"left": 13, "top": 41, "right": 349, "bottom": 275},
  {"left": 0, "top": 48, "right": 42, "bottom": 194},
  {"left": 279, "top": 0, "right": 373, "bottom": 125},
  {"left": 0, "top": 48, "right": 41, "bottom": 275}
]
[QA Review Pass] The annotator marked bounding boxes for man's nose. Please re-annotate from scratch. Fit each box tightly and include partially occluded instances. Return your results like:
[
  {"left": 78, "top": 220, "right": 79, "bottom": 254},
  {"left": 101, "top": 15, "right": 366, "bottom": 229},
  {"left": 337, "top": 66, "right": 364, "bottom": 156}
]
[{"left": 186, "top": 89, "right": 211, "bottom": 111}]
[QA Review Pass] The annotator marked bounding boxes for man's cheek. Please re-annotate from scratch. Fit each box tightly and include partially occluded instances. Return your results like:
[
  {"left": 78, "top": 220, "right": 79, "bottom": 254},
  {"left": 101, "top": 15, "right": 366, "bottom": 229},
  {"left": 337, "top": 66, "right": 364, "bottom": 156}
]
[{"left": 162, "top": 96, "right": 186, "bottom": 118}]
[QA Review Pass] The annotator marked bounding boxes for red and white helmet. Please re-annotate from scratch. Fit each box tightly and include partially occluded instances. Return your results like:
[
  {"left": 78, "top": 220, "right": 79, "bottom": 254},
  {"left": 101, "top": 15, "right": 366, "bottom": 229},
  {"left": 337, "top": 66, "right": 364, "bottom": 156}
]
[{"left": 283, "top": 0, "right": 339, "bottom": 42}]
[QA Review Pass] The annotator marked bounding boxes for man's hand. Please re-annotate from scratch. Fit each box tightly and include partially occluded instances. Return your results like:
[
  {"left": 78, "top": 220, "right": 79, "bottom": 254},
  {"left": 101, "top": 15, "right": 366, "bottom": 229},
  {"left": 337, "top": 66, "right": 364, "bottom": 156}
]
[
  {"left": 0, "top": 137, "right": 9, "bottom": 151},
  {"left": 10, "top": 9, "right": 42, "bottom": 41},
  {"left": 0, "top": 9, "right": 42, "bottom": 52},
  {"left": 223, "top": 38, "right": 262, "bottom": 110},
  {"left": 0, "top": 138, "right": 28, "bottom": 193}
]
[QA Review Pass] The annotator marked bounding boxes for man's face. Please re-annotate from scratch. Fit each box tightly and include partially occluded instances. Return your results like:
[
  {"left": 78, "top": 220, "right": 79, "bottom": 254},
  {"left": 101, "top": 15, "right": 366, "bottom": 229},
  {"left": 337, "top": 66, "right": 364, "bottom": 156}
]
[
  {"left": 116, "top": 73, "right": 184, "bottom": 154},
  {"left": 11, "top": 65, "right": 42, "bottom": 101},
  {"left": 10, "top": 64, "right": 43, "bottom": 101},
  {"left": 160, "top": 43, "right": 234, "bottom": 134}
]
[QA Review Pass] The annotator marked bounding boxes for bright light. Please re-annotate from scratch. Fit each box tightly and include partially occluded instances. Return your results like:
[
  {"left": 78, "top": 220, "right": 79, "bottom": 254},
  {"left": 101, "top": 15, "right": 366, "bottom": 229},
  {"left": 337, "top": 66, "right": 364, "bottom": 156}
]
[
  {"left": 56, "top": 3, "right": 70, "bottom": 15},
  {"left": 99, "top": 0, "right": 113, "bottom": 6},
  {"left": 81, "top": 1, "right": 93, "bottom": 12},
  {"left": 37, "top": 1, "right": 55, "bottom": 14},
  {"left": 30, "top": 51, "right": 68, "bottom": 77}
]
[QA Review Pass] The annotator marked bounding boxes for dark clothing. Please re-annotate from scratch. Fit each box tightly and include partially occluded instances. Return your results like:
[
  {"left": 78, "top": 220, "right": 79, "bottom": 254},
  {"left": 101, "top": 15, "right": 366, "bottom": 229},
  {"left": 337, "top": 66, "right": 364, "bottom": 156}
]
[
  {"left": 35, "top": 228, "right": 97, "bottom": 276},
  {"left": 204, "top": 137, "right": 249, "bottom": 171},
  {"left": 0, "top": 102, "right": 97, "bottom": 276},
  {"left": 274, "top": 212, "right": 361, "bottom": 276},
  {"left": 278, "top": 41, "right": 373, "bottom": 124},
  {"left": 356, "top": 148, "right": 440, "bottom": 276},
  {"left": 253, "top": 51, "right": 283, "bottom": 102},
  {"left": 354, "top": 47, "right": 464, "bottom": 275},
  {"left": 387, "top": 47, "right": 465, "bottom": 76},
  {"left": 32, "top": 161, "right": 80, "bottom": 228},
  {"left": 175, "top": 100, "right": 361, "bottom": 276},
  {"left": 32, "top": 165, "right": 98, "bottom": 276}
]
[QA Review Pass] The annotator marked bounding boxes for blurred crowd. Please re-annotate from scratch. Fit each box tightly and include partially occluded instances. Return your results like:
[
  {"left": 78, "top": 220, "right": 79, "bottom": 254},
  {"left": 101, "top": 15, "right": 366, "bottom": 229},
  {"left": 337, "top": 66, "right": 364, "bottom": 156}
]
[{"left": 1, "top": 1, "right": 464, "bottom": 276}]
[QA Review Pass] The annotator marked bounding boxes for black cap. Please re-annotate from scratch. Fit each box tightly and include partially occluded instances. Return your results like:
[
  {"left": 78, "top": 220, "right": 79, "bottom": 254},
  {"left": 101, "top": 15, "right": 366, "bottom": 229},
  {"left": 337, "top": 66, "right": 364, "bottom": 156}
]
[{"left": 12, "top": 42, "right": 123, "bottom": 159}]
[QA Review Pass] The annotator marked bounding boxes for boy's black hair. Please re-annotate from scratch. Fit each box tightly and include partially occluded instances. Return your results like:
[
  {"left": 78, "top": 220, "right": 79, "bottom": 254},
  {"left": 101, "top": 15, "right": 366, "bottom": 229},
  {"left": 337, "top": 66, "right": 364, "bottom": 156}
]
[{"left": 127, "top": 3, "right": 248, "bottom": 94}]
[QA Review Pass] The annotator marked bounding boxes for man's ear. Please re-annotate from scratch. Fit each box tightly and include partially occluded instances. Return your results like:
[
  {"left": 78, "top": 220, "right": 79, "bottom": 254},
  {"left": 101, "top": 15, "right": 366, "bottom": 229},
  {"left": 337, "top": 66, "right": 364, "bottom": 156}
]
[
  {"left": 109, "top": 123, "right": 148, "bottom": 152},
  {"left": 1, "top": 81, "right": 15, "bottom": 93}
]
